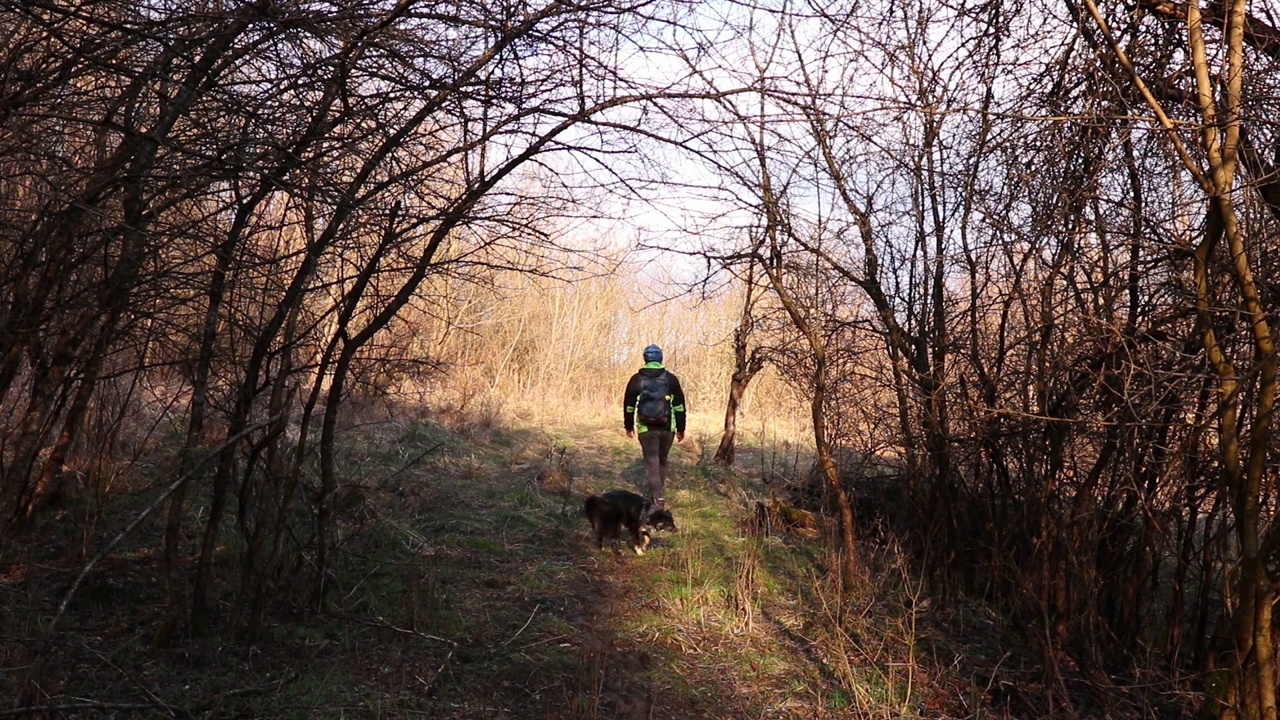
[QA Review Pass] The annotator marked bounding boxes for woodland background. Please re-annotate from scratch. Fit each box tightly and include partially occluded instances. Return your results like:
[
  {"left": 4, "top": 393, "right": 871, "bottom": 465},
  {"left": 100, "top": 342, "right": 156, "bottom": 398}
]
[{"left": 3, "top": 0, "right": 1280, "bottom": 717}]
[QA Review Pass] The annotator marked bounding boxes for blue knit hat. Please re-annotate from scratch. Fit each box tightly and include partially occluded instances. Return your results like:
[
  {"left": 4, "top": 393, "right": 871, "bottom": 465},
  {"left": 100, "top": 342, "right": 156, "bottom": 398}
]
[{"left": 643, "top": 344, "right": 663, "bottom": 362}]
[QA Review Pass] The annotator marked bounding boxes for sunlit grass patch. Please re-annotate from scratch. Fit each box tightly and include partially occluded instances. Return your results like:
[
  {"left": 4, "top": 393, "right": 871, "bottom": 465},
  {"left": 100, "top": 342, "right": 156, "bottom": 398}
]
[
  {"left": 828, "top": 686, "right": 854, "bottom": 710},
  {"left": 302, "top": 414, "right": 941, "bottom": 718},
  {"left": 488, "top": 502, "right": 549, "bottom": 535},
  {"left": 756, "top": 536, "right": 823, "bottom": 593},
  {"left": 729, "top": 646, "right": 792, "bottom": 680}
]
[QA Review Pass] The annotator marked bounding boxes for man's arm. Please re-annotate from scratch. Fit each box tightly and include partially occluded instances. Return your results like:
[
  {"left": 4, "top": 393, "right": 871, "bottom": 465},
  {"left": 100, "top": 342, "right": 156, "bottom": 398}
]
[
  {"left": 670, "top": 374, "right": 687, "bottom": 438},
  {"left": 623, "top": 373, "right": 640, "bottom": 433}
]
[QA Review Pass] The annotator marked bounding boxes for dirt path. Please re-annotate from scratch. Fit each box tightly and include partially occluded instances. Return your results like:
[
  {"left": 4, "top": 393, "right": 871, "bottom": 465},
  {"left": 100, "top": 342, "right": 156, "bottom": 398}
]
[
  {"left": 403, "top": 420, "right": 805, "bottom": 719},
  {"left": 0, "top": 416, "right": 833, "bottom": 719},
  {"left": 3, "top": 412, "right": 1182, "bottom": 718}
]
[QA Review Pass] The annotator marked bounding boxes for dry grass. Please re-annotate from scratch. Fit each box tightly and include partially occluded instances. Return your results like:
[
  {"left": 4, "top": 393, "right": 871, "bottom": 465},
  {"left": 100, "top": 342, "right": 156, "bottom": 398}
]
[
  {"left": 326, "top": 405, "right": 959, "bottom": 719},
  {"left": 2, "top": 259, "right": 1194, "bottom": 719},
  {"left": 0, "top": 393, "right": 1114, "bottom": 719}
]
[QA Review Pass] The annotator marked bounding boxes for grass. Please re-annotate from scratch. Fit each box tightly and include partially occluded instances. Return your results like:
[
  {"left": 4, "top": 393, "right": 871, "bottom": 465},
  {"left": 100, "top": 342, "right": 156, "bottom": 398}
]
[
  {"left": 1, "top": 408, "right": 1046, "bottom": 719},
  {"left": 339, "top": 413, "right": 874, "bottom": 719}
]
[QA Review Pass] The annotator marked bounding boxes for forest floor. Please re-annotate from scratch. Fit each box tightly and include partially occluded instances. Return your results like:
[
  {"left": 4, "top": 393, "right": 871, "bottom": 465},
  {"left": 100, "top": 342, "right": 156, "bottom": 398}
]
[{"left": 1, "top": 408, "right": 1192, "bottom": 718}]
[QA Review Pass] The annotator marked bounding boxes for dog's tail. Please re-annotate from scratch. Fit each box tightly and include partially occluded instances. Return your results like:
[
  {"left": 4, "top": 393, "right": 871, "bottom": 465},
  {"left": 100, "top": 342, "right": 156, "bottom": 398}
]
[{"left": 583, "top": 494, "right": 601, "bottom": 530}]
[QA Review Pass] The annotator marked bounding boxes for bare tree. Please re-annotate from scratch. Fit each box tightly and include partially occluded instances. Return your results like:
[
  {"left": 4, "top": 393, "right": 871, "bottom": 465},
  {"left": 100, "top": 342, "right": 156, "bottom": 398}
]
[
  {"left": 713, "top": 262, "right": 766, "bottom": 466},
  {"left": 0, "top": 0, "right": 747, "bottom": 647},
  {"left": 1079, "top": 0, "right": 1280, "bottom": 714}
]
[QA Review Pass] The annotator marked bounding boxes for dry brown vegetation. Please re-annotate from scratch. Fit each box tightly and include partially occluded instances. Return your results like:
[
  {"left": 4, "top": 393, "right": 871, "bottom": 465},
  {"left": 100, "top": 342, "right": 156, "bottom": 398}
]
[
  {"left": 0, "top": 264, "right": 1199, "bottom": 719},
  {"left": 6, "top": 0, "right": 1280, "bottom": 717},
  {"left": 0, "top": 391, "right": 1141, "bottom": 719}
]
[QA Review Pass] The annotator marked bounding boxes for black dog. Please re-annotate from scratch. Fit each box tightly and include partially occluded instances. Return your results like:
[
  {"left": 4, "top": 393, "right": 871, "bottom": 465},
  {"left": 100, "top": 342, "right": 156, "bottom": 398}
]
[{"left": 583, "top": 490, "right": 676, "bottom": 555}]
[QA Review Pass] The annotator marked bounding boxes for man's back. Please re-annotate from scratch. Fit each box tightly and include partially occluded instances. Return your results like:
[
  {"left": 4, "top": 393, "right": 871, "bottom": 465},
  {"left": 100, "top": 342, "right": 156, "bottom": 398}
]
[{"left": 622, "top": 345, "right": 686, "bottom": 508}]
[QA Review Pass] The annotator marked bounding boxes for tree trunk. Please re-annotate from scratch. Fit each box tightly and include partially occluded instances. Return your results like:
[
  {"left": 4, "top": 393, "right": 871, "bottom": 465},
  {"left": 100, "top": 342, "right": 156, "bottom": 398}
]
[
  {"left": 715, "top": 266, "right": 764, "bottom": 466},
  {"left": 811, "top": 350, "right": 858, "bottom": 590},
  {"left": 713, "top": 368, "right": 755, "bottom": 466}
]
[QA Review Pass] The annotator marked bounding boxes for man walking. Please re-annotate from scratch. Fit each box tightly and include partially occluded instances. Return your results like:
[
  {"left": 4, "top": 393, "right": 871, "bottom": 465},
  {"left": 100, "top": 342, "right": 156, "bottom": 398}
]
[{"left": 623, "top": 344, "right": 686, "bottom": 508}]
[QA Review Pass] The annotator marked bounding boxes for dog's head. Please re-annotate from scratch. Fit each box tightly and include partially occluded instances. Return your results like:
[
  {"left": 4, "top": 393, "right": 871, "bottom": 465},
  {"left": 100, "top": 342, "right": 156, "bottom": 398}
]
[{"left": 643, "top": 506, "right": 677, "bottom": 533}]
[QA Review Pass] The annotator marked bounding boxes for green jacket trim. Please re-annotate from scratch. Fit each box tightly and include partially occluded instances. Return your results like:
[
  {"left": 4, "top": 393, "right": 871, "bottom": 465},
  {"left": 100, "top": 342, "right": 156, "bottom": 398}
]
[{"left": 624, "top": 364, "right": 686, "bottom": 434}]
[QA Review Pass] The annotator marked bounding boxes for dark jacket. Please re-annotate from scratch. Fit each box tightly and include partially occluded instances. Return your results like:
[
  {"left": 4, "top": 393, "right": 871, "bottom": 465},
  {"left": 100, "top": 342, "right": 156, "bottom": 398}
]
[{"left": 623, "top": 362, "right": 687, "bottom": 433}]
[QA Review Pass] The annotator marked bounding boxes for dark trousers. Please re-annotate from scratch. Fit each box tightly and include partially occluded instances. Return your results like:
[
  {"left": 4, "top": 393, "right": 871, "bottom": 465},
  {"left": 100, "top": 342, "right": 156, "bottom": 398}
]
[{"left": 638, "top": 429, "right": 674, "bottom": 505}]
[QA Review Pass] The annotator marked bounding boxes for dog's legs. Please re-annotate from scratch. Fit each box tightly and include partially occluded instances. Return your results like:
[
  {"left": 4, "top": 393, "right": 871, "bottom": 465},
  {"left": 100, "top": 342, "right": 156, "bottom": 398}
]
[
  {"left": 628, "top": 524, "right": 646, "bottom": 555},
  {"left": 609, "top": 526, "right": 623, "bottom": 555}
]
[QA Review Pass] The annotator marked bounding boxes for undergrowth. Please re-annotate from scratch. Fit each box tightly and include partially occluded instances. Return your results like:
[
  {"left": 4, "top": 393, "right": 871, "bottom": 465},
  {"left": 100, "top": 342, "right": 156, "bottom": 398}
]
[{"left": 1, "top": 408, "right": 1165, "bottom": 719}]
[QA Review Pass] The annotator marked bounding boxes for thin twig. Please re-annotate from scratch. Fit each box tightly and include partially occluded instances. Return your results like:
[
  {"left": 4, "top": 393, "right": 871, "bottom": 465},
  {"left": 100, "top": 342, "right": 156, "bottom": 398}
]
[
  {"left": 332, "top": 613, "right": 457, "bottom": 646},
  {"left": 500, "top": 604, "right": 540, "bottom": 647},
  {"left": 388, "top": 442, "right": 445, "bottom": 480},
  {"left": 414, "top": 646, "right": 455, "bottom": 695},
  {"left": 78, "top": 641, "right": 175, "bottom": 717}
]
